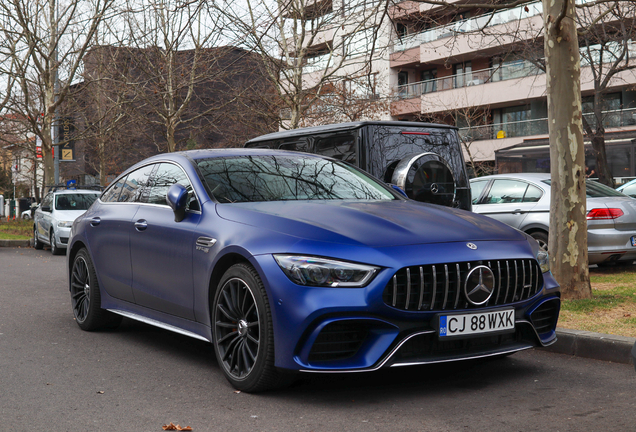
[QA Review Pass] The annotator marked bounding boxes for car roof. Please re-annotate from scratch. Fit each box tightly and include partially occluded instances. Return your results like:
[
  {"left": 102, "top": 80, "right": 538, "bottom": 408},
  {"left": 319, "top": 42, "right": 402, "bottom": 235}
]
[
  {"left": 245, "top": 121, "right": 457, "bottom": 144},
  {"left": 470, "top": 173, "right": 551, "bottom": 183},
  {"left": 52, "top": 189, "right": 101, "bottom": 195}
]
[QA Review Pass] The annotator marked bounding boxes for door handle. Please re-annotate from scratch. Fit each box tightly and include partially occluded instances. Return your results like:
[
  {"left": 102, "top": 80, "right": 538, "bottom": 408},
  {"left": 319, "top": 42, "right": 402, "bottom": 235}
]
[
  {"left": 90, "top": 217, "right": 101, "bottom": 226},
  {"left": 134, "top": 220, "right": 148, "bottom": 231},
  {"left": 512, "top": 209, "right": 526, "bottom": 215}
]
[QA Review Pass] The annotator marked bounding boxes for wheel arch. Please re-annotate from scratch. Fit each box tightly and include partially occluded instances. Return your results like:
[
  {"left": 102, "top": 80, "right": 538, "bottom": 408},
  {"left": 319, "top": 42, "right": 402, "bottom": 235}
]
[
  {"left": 207, "top": 252, "right": 253, "bottom": 319},
  {"left": 67, "top": 240, "right": 88, "bottom": 281}
]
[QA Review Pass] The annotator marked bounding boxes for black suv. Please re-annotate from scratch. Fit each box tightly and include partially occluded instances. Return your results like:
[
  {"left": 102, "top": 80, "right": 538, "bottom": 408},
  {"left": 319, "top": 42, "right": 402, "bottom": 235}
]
[{"left": 245, "top": 121, "right": 471, "bottom": 211}]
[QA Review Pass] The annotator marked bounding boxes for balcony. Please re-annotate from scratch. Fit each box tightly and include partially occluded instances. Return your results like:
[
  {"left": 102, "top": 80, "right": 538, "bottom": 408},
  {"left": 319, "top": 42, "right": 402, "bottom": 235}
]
[
  {"left": 458, "top": 107, "right": 636, "bottom": 142},
  {"left": 391, "top": 1, "right": 543, "bottom": 53},
  {"left": 394, "top": 60, "right": 542, "bottom": 99}
]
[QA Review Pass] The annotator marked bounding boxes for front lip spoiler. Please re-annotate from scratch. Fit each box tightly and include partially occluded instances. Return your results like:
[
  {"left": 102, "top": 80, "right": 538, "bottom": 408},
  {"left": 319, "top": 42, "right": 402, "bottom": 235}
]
[{"left": 299, "top": 319, "right": 543, "bottom": 374}]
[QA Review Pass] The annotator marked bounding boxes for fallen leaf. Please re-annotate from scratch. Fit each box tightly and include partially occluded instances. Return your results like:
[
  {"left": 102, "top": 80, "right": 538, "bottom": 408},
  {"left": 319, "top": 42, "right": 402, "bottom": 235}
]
[
  {"left": 162, "top": 422, "right": 193, "bottom": 431},
  {"left": 97, "top": 391, "right": 104, "bottom": 394}
]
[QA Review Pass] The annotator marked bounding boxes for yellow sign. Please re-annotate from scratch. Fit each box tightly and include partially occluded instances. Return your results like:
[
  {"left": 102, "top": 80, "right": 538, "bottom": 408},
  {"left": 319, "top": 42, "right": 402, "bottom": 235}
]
[{"left": 62, "top": 149, "right": 74, "bottom": 160}]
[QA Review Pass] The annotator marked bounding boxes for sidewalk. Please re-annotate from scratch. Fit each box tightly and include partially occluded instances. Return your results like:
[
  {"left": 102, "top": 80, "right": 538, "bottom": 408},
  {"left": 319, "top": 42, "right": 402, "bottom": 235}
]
[{"left": 0, "top": 242, "right": 634, "bottom": 366}]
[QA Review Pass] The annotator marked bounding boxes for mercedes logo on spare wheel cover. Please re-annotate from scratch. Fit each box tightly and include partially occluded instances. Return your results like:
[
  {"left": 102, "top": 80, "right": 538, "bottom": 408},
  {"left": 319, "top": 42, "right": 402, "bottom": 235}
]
[{"left": 464, "top": 266, "right": 495, "bottom": 306}]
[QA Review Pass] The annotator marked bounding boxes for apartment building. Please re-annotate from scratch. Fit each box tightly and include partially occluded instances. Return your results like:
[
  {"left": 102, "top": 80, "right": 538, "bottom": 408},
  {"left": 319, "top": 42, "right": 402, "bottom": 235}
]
[
  {"left": 295, "top": 0, "right": 636, "bottom": 179},
  {"left": 388, "top": 0, "right": 636, "bottom": 179}
]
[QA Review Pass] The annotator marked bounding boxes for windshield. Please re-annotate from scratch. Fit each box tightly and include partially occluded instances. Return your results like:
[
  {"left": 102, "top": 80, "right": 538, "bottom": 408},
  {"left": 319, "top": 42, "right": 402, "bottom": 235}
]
[
  {"left": 197, "top": 155, "right": 396, "bottom": 203},
  {"left": 55, "top": 194, "right": 99, "bottom": 211},
  {"left": 543, "top": 179, "right": 627, "bottom": 198}
]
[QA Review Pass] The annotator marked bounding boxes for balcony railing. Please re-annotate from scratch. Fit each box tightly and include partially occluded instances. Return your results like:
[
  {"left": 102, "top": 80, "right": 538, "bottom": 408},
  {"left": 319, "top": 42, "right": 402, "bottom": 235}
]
[
  {"left": 458, "top": 107, "right": 636, "bottom": 142},
  {"left": 395, "top": 60, "right": 542, "bottom": 99},
  {"left": 391, "top": 1, "right": 543, "bottom": 53}
]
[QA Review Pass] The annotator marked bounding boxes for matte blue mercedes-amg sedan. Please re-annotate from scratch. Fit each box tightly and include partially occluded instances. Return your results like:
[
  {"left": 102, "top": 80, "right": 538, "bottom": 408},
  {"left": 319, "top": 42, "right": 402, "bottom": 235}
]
[{"left": 67, "top": 149, "right": 560, "bottom": 392}]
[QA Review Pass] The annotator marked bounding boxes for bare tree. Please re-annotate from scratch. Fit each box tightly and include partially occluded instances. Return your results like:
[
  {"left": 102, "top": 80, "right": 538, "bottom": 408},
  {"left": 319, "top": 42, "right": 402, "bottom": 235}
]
[
  {"left": 0, "top": 0, "right": 117, "bottom": 187},
  {"left": 577, "top": 1, "right": 636, "bottom": 187},
  {"left": 221, "top": 0, "right": 392, "bottom": 130}
]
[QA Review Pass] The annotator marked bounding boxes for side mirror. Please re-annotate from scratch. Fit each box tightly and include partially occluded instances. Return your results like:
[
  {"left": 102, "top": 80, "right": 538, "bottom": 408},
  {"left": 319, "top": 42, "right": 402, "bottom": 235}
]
[
  {"left": 391, "top": 184, "right": 408, "bottom": 198},
  {"left": 167, "top": 184, "right": 188, "bottom": 222},
  {"left": 41, "top": 205, "right": 51, "bottom": 212}
]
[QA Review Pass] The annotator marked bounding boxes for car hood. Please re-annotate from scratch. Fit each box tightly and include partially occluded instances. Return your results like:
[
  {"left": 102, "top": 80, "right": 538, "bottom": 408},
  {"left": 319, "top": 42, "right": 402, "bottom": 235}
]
[
  {"left": 215, "top": 200, "right": 525, "bottom": 248},
  {"left": 52, "top": 209, "right": 87, "bottom": 222}
]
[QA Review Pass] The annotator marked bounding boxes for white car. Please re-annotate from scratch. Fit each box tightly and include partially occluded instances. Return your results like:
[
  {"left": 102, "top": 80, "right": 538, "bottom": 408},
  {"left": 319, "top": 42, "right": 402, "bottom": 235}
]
[{"left": 33, "top": 189, "right": 100, "bottom": 255}]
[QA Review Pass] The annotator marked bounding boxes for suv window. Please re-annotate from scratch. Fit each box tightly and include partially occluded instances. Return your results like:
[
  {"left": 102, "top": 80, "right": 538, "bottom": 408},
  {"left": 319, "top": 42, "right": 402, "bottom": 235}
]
[
  {"left": 147, "top": 163, "right": 199, "bottom": 211},
  {"left": 315, "top": 135, "right": 356, "bottom": 164}
]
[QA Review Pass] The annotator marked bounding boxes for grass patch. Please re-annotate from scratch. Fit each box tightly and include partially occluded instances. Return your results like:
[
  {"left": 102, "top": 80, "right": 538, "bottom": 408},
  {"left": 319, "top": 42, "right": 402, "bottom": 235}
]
[
  {"left": 558, "top": 264, "right": 636, "bottom": 337},
  {"left": 0, "top": 219, "right": 33, "bottom": 240}
]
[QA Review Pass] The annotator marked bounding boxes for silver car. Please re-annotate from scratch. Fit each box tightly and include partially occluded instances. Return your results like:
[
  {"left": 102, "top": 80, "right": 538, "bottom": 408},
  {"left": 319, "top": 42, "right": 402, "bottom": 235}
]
[
  {"left": 33, "top": 189, "right": 100, "bottom": 255},
  {"left": 470, "top": 173, "right": 636, "bottom": 266}
]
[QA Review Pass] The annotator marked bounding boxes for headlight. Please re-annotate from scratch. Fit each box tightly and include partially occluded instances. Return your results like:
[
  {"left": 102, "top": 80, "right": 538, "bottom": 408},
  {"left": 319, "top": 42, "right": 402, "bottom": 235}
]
[
  {"left": 274, "top": 255, "right": 379, "bottom": 287},
  {"left": 58, "top": 221, "right": 73, "bottom": 227},
  {"left": 537, "top": 250, "right": 550, "bottom": 273}
]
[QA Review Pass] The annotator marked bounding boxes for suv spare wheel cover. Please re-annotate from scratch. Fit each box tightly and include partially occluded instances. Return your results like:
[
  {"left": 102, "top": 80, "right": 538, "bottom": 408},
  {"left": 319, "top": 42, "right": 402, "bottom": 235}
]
[{"left": 391, "top": 152, "right": 456, "bottom": 207}]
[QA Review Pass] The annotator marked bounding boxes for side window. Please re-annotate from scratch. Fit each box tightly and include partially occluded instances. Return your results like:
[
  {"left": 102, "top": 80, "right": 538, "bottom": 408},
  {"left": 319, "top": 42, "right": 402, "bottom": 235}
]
[
  {"left": 523, "top": 184, "right": 543, "bottom": 202},
  {"left": 42, "top": 194, "right": 53, "bottom": 209},
  {"left": 120, "top": 164, "right": 155, "bottom": 203},
  {"left": 484, "top": 180, "right": 528, "bottom": 204},
  {"left": 147, "top": 163, "right": 199, "bottom": 211},
  {"left": 279, "top": 140, "right": 310, "bottom": 152},
  {"left": 621, "top": 183, "right": 636, "bottom": 198},
  {"left": 101, "top": 176, "right": 127, "bottom": 203},
  {"left": 470, "top": 180, "right": 488, "bottom": 204},
  {"left": 315, "top": 135, "right": 356, "bottom": 164}
]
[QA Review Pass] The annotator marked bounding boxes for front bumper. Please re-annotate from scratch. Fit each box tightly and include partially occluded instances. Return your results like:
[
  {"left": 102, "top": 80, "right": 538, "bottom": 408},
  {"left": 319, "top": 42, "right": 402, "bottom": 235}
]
[{"left": 254, "top": 241, "right": 561, "bottom": 373}]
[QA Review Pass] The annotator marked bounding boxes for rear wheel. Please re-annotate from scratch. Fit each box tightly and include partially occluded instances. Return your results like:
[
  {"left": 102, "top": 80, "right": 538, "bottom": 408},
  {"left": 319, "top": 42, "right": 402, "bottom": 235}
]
[
  {"left": 529, "top": 231, "right": 548, "bottom": 252},
  {"left": 70, "top": 248, "right": 122, "bottom": 331},
  {"left": 33, "top": 226, "right": 43, "bottom": 250},
  {"left": 212, "top": 263, "right": 291, "bottom": 392}
]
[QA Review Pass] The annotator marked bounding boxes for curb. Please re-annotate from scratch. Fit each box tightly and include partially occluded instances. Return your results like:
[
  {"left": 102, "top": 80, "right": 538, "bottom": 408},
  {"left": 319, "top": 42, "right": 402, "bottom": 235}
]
[
  {"left": 0, "top": 239, "right": 32, "bottom": 247},
  {"left": 543, "top": 327, "right": 636, "bottom": 365}
]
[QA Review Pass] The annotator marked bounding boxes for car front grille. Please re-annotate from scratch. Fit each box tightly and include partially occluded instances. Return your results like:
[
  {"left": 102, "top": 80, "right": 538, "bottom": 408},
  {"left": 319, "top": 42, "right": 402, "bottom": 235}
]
[{"left": 383, "top": 259, "right": 543, "bottom": 312}]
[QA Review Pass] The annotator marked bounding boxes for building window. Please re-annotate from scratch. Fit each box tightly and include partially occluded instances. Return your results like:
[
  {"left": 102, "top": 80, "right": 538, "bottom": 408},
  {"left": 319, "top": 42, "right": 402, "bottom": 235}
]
[
  {"left": 454, "top": 61, "right": 472, "bottom": 88},
  {"left": 420, "top": 69, "right": 437, "bottom": 94}
]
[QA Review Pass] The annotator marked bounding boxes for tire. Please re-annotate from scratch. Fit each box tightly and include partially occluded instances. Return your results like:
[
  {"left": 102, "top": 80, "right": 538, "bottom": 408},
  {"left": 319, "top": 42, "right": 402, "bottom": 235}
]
[
  {"left": 212, "top": 263, "right": 291, "bottom": 392},
  {"left": 70, "top": 248, "right": 122, "bottom": 331},
  {"left": 50, "top": 231, "right": 62, "bottom": 255},
  {"left": 22, "top": 214, "right": 30, "bottom": 220},
  {"left": 530, "top": 231, "right": 548, "bottom": 252},
  {"left": 33, "top": 226, "right": 43, "bottom": 250}
]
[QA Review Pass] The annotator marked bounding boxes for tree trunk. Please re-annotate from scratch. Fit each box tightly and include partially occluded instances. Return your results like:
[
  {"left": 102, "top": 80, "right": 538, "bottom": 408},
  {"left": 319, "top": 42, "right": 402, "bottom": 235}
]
[{"left": 543, "top": 0, "right": 592, "bottom": 299}]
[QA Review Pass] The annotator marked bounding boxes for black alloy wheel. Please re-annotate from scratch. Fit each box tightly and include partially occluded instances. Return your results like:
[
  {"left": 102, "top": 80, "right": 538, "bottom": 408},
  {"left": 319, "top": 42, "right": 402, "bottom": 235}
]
[
  {"left": 213, "top": 263, "right": 289, "bottom": 392},
  {"left": 33, "top": 226, "right": 43, "bottom": 250},
  {"left": 530, "top": 231, "right": 548, "bottom": 252},
  {"left": 70, "top": 248, "right": 121, "bottom": 331}
]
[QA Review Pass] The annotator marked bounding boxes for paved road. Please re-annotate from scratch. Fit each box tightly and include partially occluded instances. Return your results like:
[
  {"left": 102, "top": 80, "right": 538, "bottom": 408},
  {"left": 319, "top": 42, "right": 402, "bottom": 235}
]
[{"left": 1, "top": 247, "right": 635, "bottom": 431}]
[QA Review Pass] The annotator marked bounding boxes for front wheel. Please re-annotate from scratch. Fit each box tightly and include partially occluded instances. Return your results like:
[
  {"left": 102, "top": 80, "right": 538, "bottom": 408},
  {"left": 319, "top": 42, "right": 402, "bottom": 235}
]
[
  {"left": 530, "top": 231, "right": 548, "bottom": 252},
  {"left": 50, "top": 231, "right": 62, "bottom": 255},
  {"left": 70, "top": 248, "right": 121, "bottom": 331},
  {"left": 212, "top": 263, "right": 290, "bottom": 392}
]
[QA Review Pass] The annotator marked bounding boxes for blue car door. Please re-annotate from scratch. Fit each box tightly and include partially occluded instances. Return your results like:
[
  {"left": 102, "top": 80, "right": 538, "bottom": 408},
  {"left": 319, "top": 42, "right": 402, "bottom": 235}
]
[{"left": 129, "top": 162, "right": 201, "bottom": 320}]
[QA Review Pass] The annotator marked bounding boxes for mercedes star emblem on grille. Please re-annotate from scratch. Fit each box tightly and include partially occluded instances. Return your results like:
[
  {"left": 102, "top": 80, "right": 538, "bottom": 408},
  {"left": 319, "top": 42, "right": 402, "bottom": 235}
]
[{"left": 464, "top": 265, "right": 495, "bottom": 305}]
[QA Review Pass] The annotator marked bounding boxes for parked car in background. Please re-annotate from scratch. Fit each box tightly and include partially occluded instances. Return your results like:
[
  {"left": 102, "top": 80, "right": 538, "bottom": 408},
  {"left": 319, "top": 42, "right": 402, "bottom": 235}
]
[
  {"left": 245, "top": 121, "right": 473, "bottom": 211},
  {"left": 470, "top": 173, "right": 636, "bottom": 266},
  {"left": 616, "top": 179, "right": 636, "bottom": 198},
  {"left": 67, "top": 149, "right": 560, "bottom": 392},
  {"left": 34, "top": 189, "right": 100, "bottom": 255}
]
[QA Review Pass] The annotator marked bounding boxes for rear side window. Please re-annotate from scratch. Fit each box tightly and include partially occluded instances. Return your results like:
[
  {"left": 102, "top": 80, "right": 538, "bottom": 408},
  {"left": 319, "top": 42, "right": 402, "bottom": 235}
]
[
  {"left": 484, "top": 180, "right": 528, "bottom": 204},
  {"left": 146, "top": 163, "right": 200, "bottom": 211},
  {"left": 470, "top": 180, "right": 488, "bottom": 204},
  {"left": 315, "top": 135, "right": 356, "bottom": 164},
  {"left": 101, "top": 177, "right": 127, "bottom": 202},
  {"left": 119, "top": 165, "right": 155, "bottom": 203}
]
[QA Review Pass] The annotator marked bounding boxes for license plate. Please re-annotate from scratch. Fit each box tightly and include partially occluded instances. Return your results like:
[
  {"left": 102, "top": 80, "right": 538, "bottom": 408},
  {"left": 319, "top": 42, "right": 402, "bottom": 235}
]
[
  {"left": 439, "top": 309, "right": 514, "bottom": 338},
  {"left": 631, "top": 236, "right": 636, "bottom": 247}
]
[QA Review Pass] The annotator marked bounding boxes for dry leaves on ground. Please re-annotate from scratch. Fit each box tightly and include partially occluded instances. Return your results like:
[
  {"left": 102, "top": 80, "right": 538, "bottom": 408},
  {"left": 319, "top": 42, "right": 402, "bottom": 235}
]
[{"left": 162, "top": 422, "right": 192, "bottom": 431}]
